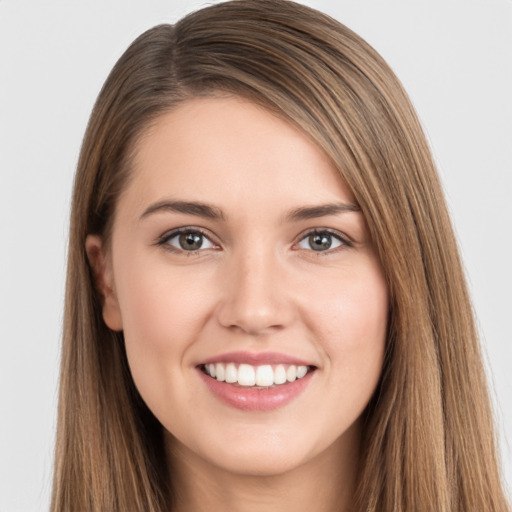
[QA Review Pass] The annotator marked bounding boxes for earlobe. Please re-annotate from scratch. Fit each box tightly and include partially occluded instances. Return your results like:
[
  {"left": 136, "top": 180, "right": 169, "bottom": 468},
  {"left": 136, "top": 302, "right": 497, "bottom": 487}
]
[{"left": 85, "top": 235, "right": 123, "bottom": 331}]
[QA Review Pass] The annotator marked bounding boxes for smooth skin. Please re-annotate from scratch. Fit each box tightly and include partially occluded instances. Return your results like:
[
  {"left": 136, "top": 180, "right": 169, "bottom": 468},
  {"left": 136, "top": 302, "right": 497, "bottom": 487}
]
[{"left": 86, "top": 96, "right": 389, "bottom": 512}]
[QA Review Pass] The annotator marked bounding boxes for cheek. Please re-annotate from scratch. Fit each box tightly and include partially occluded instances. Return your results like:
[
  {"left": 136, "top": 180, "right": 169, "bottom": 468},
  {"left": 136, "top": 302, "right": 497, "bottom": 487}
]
[
  {"left": 305, "top": 261, "right": 388, "bottom": 389},
  {"left": 113, "top": 259, "right": 216, "bottom": 408},
  {"left": 118, "top": 262, "right": 212, "bottom": 348}
]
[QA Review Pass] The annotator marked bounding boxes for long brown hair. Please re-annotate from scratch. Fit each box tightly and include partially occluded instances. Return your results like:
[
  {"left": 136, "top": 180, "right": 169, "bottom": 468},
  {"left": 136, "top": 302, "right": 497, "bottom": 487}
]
[{"left": 51, "top": 1, "right": 510, "bottom": 510}]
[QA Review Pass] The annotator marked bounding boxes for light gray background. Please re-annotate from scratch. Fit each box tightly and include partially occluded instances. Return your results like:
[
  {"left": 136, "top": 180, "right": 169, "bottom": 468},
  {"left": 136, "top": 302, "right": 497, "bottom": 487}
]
[{"left": 0, "top": 0, "right": 511, "bottom": 510}]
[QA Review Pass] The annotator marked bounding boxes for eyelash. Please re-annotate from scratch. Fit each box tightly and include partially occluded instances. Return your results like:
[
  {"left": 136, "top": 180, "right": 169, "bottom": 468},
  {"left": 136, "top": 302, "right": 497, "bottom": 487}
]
[
  {"left": 155, "top": 227, "right": 352, "bottom": 255},
  {"left": 156, "top": 227, "right": 217, "bottom": 255},
  {"left": 296, "top": 228, "right": 352, "bottom": 255}
]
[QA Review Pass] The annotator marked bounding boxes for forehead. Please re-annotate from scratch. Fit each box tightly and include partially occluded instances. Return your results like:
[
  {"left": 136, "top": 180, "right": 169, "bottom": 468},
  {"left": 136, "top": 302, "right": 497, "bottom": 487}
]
[{"left": 123, "top": 96, "right": 356, "bottom": 216}]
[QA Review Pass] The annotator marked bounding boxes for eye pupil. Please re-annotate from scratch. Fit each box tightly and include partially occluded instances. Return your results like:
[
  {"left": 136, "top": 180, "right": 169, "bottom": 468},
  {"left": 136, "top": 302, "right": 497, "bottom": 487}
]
[
  {"left": 309, "top": 233, "right": 332, "bottom": 251},
  {"left": 179, "top": 232, "right": 203, "bottom": 250}
]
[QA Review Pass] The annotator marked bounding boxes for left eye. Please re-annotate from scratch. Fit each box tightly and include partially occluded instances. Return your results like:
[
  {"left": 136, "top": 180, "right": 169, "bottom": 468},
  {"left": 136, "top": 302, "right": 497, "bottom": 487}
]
[
  {"left": 297, "top": 231, "right": 345, "bottom": 252},
  {"left": 163, "top": 230, "right": 216, "bottom": 251}
]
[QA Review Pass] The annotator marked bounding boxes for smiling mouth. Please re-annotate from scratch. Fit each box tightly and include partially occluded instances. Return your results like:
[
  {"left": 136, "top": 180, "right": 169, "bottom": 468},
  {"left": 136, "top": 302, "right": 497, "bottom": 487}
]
[{"left": 200, "top": 362, "right": 316, "bottom": 388}]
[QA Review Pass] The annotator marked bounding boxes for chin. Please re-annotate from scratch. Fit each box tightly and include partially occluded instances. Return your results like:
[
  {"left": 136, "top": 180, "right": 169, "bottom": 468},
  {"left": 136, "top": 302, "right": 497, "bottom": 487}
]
[
  {"left": 206, "top": 446, "right": 308, "bottom": 478},
  {"left": 167, "top": 426, "right": 315, "bottom": 478}
]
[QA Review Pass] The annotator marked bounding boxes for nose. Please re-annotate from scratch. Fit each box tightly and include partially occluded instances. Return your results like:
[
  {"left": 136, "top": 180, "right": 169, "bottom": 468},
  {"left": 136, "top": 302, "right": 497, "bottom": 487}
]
[{"left": 216, "top": 248, "right": 295, "bottom": 336}]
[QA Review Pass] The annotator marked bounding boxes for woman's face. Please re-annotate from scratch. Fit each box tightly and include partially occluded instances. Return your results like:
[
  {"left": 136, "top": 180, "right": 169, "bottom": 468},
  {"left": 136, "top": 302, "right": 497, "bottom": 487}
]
[{"left": 90, "top": 96, "right": 388, "bottom": 477}]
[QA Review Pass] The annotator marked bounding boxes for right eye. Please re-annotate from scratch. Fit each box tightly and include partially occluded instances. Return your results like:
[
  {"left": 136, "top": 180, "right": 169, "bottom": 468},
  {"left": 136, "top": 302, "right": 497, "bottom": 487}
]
[{"left": 159, "top": 229, "right": 216, "bottom": 253}]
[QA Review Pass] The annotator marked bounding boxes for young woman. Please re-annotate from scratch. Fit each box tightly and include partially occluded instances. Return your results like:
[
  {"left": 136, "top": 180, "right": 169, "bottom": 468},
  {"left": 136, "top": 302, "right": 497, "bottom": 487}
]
[{"left": 50, "top": 1, "right": 510, "bottom": 510}]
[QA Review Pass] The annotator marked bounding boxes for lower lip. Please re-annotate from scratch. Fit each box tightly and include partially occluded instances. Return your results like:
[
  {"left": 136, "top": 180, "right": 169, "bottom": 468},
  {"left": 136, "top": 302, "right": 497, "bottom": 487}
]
[{"left": 197, "top": 368, "right": 314, "bottom": 411}]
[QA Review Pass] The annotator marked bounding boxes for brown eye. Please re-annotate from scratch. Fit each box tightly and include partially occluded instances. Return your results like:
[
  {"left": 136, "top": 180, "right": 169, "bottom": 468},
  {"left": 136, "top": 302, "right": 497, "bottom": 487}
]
[
  {"left": 309, "top": 233, "right": 332, "bottom": 251},
  {"left": 179, "top": 232, "right": 204, "bottom": 250},
  {"left": 297, "top": 231, "right": 344, "bottom": 252},
  {"left": 162, "top": 229, "right": 216, "bottom": 252}
]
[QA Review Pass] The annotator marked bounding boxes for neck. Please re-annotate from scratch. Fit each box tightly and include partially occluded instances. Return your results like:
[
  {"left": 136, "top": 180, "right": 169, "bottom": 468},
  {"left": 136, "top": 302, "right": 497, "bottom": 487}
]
[{"left": 166, "top": 423, "right": 360, "bottom": 512}]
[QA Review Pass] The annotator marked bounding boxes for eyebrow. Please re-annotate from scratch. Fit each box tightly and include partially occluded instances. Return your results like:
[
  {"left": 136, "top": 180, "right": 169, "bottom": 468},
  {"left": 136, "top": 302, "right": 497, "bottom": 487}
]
[
  {"left": 284, "top": 202, "right": 361, "bottom": 222},
  {"left": 140, "top": 200, "right": 225, "bottom": 221},
  {"left": 140, "top": 199, "right": 360, "bottom": 222}
]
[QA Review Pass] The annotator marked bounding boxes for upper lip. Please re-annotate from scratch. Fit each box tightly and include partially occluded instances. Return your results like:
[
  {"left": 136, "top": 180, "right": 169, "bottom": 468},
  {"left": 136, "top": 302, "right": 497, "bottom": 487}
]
[{"left": 198, "top": 351, "right": 315, "bottom": 367}]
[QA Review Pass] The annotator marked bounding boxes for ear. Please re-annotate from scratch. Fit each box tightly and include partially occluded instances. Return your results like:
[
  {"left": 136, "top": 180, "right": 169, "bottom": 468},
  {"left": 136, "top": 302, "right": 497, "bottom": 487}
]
[{"left": 85, "top": 235, "right": 123, "bottom": 331}]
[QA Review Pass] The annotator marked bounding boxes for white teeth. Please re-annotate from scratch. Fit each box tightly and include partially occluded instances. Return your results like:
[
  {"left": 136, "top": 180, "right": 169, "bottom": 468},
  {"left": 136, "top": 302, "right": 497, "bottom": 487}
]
[
  {"left": 215, "top": 362, "right": 225, "bottom": 382},
  {"left": 286, "top": 365, "right": 297, "bottom": 382},
  {"left": 238, "top": 364, "right": 256, "bottom": 386},
  {"left": 297, "top": 365, "right": 308, "bottom": 378},
  {"left": 274, "top": 364, "right": 287, "bottom": 385},
  {"left": 203, "top": 362, "right": 312, "bottom": 387},
  {"left": 256, "top": 365, "right": 274, "bottom": 387},
  {"left": 225, "top": 363, "right": 237, "bottom": 383}
]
